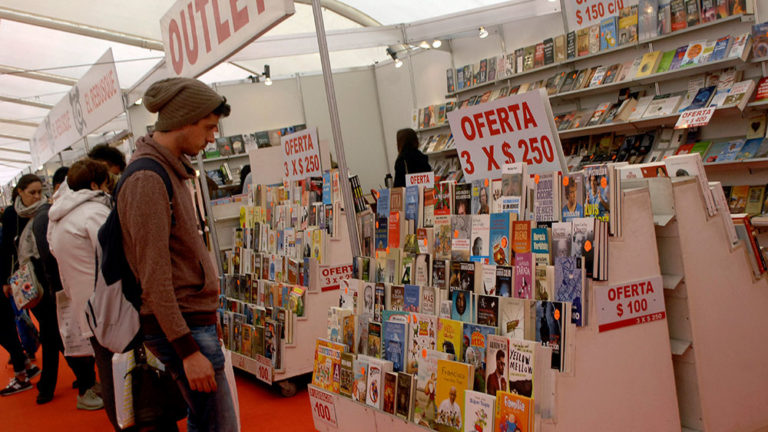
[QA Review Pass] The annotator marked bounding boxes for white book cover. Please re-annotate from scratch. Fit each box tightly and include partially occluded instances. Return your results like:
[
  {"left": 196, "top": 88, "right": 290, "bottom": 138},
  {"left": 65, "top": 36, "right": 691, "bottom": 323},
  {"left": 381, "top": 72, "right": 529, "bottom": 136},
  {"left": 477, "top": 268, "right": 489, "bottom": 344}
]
[
  {"left": 551, "top": 221, "right": 573, "bottom": 259},
  {"left": 367, "top": 357, "right": 393, "bottom": 409},
  {"left": 408, "top": 312, "right": 439, "bottom": 374},
  {"left": 482, "top": 264, "right": 497, "bottom": 296},
  {"left": 498, "top": 297, "right": 528, "bottom": 340},
  {"left": 627, "top": 95, "right": 655, "bottom": 121},
  {"left": 643, "top": 95, "right": 682, "bottom": 117},
  {"left": 665, "top": 153, "right": 716, "bottom": 216},
  {"left": 470, "top": 215, "right": 491, "bottom": 262},
  {"left": 464, "top": 390, "right": 496, "bottom": 432},
  {"left": 508, "top": 338, "right": 536, "bottom": 398}
]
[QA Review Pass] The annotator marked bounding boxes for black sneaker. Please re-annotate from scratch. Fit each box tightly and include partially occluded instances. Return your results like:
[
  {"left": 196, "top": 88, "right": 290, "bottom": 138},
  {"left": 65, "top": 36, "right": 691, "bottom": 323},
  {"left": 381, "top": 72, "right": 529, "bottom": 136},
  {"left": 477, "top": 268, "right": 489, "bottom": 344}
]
[
  {"left": 36, "top": 392, "right": 53, "bottom": 404},
  {"left": 26, "top": 365, "right": 41, "bottom": 380},
  {"left": 0, "top": 378, "right": 33, "bottom": 396}
]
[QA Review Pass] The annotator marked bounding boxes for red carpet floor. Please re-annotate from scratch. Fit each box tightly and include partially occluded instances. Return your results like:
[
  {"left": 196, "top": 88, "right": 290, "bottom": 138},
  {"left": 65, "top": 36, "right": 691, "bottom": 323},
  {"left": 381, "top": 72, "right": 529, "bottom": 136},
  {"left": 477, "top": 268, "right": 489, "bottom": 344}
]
[{"left": 0, "top": 348, "right": 315, "bottom": 431}]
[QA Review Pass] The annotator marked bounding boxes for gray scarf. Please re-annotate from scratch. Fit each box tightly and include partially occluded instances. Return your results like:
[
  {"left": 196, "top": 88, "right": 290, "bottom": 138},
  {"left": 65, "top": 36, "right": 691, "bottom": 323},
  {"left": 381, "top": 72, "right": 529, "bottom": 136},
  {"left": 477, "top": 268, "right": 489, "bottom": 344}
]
[{"left": 14, "top": 196, "right": 45, "bottom": 264}]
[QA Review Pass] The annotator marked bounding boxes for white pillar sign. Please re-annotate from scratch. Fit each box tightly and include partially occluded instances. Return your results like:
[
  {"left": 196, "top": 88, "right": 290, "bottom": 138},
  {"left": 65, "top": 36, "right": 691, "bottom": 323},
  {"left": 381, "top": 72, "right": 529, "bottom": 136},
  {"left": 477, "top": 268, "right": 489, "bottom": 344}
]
[
  {"left": 161, "top": 0, "right": 294, "bottom": 77},
  {"left": 281, "top": 127, "right": 322, "bottom": 181},
  {"left": 446, "top": 89, "right": 567, "bottom": 181},
  {"left": 30, "top": 49, "right": 124, "bottom": 170},
  {"left": 595, "top": 275, "right": 666, "bottom": 332}
]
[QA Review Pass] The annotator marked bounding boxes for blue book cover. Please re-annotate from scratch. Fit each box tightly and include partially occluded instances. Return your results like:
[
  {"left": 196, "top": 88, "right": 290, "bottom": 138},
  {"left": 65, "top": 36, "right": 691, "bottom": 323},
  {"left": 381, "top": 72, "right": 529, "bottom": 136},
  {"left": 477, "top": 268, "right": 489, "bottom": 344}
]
[
  {"left": 405, "top": 185, "right": 419, "bottom": 224},
  {"left": 684, "top": 85, "right": 716, "bottom": 110},
  {"left": 531, "top": 227, "right": 550, "bottom": 267},
  {"left": 456, "top": 67, "right": 465, "bottom": 90},
  {"left": 600, "top": 17, "right": 619, "bottom": 51},
  {"left": 489, "top": 213, "right": 512, "bottom": 266},
  {"left": 403, "top": 284, "right": 421, "bottom": 312},
  {"left": 376, "top": 188, "right": 390, "bottom": 250},
  {"left": 668, "top": 45, "right": 688, "bottom": 70},
  {"left": 736, "top": 138, "right": 762, "bottom": 160},
  {"left": 717, "top": 139, "right": 745, "bottom": 161},
  {"left": 709, "top": 36, "right": 731, "bottom": 62},
  {"left": 322, "top": 171, "right": 332, "bottom": 205},
  {"left": 451, "top": 289, "right": 474, "bottom": 323},
  {"left": 462, "top": 323, "right": 498, "bottom": 392},
  {"left": 554, "top": 256, "right": 584, "bottom": 326},
  {"left": 382, "top": 320, "right": 407, "bottom": 372}
]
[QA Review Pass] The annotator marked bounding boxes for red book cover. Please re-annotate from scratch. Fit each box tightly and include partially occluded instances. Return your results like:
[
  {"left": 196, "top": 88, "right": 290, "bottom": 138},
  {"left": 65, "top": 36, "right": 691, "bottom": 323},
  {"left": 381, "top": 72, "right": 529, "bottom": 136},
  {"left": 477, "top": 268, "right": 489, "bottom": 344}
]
[
  {"left": 389, "top": 211, "right": 401, "bottom": 249},
  {"left": 756, "top": 77, "right": 768, "bottom": 101},
  {"left": 534, "top": 43, "right": 546, "bottom": 68},
  {"left": 674, "top": 143, "right": 695, "bottom": 155}
]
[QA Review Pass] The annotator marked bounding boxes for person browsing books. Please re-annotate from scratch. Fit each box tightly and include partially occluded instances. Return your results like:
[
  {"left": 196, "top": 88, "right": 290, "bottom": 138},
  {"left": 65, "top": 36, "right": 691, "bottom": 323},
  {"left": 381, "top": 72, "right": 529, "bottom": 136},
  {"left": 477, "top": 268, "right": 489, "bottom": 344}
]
[
  {"left": 393, "top": 128, "right": 432, "bottom": 188},
  {"left": 118, "top": 77, "right": 236, "bottom": 431}
]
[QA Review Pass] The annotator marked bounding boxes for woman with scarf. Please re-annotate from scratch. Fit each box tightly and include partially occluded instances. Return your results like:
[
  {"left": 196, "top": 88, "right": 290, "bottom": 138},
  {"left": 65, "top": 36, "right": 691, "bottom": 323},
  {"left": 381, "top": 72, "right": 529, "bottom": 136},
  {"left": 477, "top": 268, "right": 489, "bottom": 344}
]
[{"left": 0, "top": 174, "right": 43, "bottom": 396}]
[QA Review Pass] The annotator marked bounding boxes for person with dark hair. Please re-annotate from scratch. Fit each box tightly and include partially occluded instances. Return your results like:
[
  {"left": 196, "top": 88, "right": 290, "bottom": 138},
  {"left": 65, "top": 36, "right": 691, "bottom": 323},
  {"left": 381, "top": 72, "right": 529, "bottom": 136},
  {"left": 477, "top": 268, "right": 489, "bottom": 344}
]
[
  {"left": 394, "top": 128, "right": 431, "bottom": 188},
  {"left": 88, "top": 144, "right": 126, "bottom": 175},
  {"left": 47, "top": 158, "right": 110, "bottom": 410},
  {"left": 0, "top": 174, "right": 43, "bottom": 396},
  {"left": 239, "top": 164, "right": 252, "bottom": 195},
  {"left": 118, "top": 77, "right": 236, "bottom": 430}
]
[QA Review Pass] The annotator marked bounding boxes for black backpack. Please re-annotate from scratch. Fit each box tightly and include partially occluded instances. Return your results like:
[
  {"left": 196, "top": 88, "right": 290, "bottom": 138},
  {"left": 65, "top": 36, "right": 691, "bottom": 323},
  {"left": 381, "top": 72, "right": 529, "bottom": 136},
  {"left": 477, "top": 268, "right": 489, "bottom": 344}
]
[{"left": 85, "top": 158, "right": 174, "bottom": 353}]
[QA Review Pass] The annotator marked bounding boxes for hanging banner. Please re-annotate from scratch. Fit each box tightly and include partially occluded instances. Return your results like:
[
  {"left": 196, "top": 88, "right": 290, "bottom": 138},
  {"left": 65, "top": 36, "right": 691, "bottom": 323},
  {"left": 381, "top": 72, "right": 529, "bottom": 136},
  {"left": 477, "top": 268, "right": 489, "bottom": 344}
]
[
  {"left": 282, "top": 127, "right": 322, "bottom": 181},
  {"left": 29, "top": 49, "right": 124, "bottom": 170},
  {"left": 595, "top": 275, "right": 666, "bottom": 332},
  {"left": 160, "top": 0, "right": 295, "bottom": 77},
  {"left": 565, "top": 0, "right": 638, "bottom": 32},
  {"left": 446, "top": 89, "right": 567, "bottom": 182}
]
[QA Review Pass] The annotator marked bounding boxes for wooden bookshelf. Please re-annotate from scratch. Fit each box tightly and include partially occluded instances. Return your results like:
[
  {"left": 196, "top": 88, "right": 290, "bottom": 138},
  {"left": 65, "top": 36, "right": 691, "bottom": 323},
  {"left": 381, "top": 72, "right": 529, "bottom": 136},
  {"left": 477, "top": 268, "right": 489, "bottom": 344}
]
[{"left": 445, "top": 14, "right": 750, "bottom": 99}]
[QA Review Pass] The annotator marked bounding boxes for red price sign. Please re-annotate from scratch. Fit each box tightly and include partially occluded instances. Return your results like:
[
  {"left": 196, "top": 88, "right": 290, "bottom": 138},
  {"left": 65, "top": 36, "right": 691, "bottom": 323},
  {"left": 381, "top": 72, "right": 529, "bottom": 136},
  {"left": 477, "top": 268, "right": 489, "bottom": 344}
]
[
  {"left": 254, "top": 354, "right": 273, "bottom": 384},
  {"left": 675, "top": 107, "right": 716, "bottom": 129},
  {"left": 595, "top": 275, "right": 667, "bottom": 332},
  {"left": 282, "top": 127, "right": 323, "bottom": 181},
  {"left": 309, "top": 385, "right": 338, "bottom": 428},
  {"left": 566, "top": 0, "right": 627, "bottom": 30},
  {"left": 446, "top": 89, "right": 565, "bottom": 181},
  {"left": 406, "top": 172, "right": 435, "bottom": 188},
  {"left": 319, "top": 263, "right": 353, "bottom": 292}
]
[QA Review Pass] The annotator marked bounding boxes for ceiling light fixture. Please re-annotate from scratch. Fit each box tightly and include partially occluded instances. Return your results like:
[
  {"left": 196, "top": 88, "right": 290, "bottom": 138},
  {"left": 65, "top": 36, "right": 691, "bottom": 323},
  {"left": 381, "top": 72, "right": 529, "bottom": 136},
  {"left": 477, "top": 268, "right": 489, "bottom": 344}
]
[
  {"left": 387, "top": 47, "right": 403, "bottom": 69},
  {"left": 395, "top": 58, "right": 403, "bottom": 68},
  {"left": 478, "top": 26, "right": 489, "bottom": 39},
  {"left": 432, "top": 39, "right": 442, "bottom": 48},
  {"left": 419, "top": 40, "right": 430, "bottom": 49},
  {"left": 263, "top": 65, "right": 272, "bottom": 86}
]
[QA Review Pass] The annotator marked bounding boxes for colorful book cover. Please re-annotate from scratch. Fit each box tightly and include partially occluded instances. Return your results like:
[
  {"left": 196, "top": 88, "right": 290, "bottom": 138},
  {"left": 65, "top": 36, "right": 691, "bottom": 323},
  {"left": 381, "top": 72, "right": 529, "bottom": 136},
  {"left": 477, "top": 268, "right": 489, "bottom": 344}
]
[
  {"left": 490, "top": 213, "right": 512, "bottom": 266},
  {"left": 424, "top": 187, "right": 436, "bottom": 228},
  {"left": 438, "top": 318, "right": 464, "bottom": 362},
  {"left": 495, "top": 266, "right": 513, "bottom": 298},
  {"left": 433, "top": 259, "right": 449, "bottom": 290},
  {"left": 464, "top": 390, "right": 495, "bottom": 432},
  {"left": 340, "top": 351, "right": 355, "bottom": 398},
  {"left": 531, "top": 228, "right": 550, "bottom": 267},
  {"left": 396, "top": 372, "right": 416, "bottom": 421},
  {"left": 600, "top": 16, "right": 618, "bottom": 50},
  {"left": 562, "top": 173, "right": 584, "bottom": 221},
  {"left": 499, "top": 297, "right": 529, "bottom": 340},
  {"left": 452, "top": 215, "right": 472, "bottom": 261},
  {"left": 367, "top": 358, "right": 392, "bottom": 409},
  {"left": 415, "top": 350, "right": 452, "bottom": 427},
  {"left": 471, "top": 179, "right": 491, "bottom": 215},
  {"left": 513, "top": 252, "right": 534, "bottom": 299},
  {"left": 670, "top": 0, "right": 687, "bottom": 31},
  {"left": 584, "top": 164, "right": 610, "bottom": 222},
  {"left": 383, "top": 371, "right": 398, "bottom": 414},
  {"left": 436, "top": 359, "right": 475, "bottom": 432},
  {"left": 383, "top": 320, "right": 408, "bottom": 372},
  {"left": 405, "top": 185, "right": 420, "bottom": 225},
  {"left": 452, "top": 289, "right": 474, "bottom": 323},
  {"left": 435, "top": 181, "right": 453, "bottom": 216},
  {"left": 618, "top": 5, "right": 639, "bottom": 45},
  {"left": 408, "top": 312, "right": 439, "bottom": 374},
  {"left": 508, "top": 339, "right": 535, "bottom": 398},
  {"left": 454, "top": 183, "right": 472, "bottom": 215},
  {"left": 555, "top": 256, "right": 585, "bottom": 326},
  {"left": 485, "top": 335, "right": 509, "bottom": 396},
  {"left": 312, "top": 344, "right": 342, "bottom": 393},
  {"left": 470, "top": 215, "right": 491, "bottom": 263},
  {"left": 495, "top": 392, "right": 533, "bottom": 432},
  {"left": 535, "top": 301, "right": 567, "bottom": 371},
  {"left": 376, "top": 188, "right": 390, "bottom": 251},
  {"left": 477, "top": 294, "right": 500, "bottom": 327},
  {"left": 368, "top": 321, "right": 382, "bottom": 358},
  {"left": 511, "top": 221, "right": 531, "bottom": 254},
  {"left": 352, "top": 356, "right": 369, "bottom": 402},
  {"left": 463, "top": 323, "right": 498, "bottom": 392}
]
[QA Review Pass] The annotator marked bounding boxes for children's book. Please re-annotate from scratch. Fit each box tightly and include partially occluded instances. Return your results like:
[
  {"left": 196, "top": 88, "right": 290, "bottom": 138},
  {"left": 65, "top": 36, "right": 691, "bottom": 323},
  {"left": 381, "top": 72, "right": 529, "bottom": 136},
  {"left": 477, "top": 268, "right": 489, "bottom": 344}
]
[
  {"left": 383, "top": 320, "right": 408, "bottom": 372},
  {"left": 463, "top": 323, "right": 498, "bottom": 393},
  {"left": 436, "top": 359, "right": 475, "bottom": 432},
  {"left": 464, "top": 390, "right": 496, "bottom": 432},
  {"left": 495, "top": 392, "right": 533, "bottom": 432}
]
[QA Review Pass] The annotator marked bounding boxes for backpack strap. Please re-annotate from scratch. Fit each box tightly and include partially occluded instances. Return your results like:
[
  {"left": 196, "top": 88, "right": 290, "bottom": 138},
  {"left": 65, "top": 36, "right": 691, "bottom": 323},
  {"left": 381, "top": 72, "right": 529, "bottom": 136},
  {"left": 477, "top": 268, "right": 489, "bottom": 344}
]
[{"left": 115, "top": 158, "right": 175, "bottom": 226}]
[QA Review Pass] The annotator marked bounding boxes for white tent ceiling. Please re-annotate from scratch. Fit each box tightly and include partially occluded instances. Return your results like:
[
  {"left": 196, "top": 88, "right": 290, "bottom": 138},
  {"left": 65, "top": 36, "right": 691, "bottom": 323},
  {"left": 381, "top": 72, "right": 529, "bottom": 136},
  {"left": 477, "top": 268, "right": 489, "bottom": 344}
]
[{"left": 0, "top": 0, "right": 557, "bottom": 185}]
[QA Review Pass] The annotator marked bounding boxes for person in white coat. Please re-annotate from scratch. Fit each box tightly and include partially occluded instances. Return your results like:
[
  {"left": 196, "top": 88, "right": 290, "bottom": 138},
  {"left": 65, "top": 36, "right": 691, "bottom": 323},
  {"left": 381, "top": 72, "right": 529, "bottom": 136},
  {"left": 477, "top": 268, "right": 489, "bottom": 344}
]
[{"left": 48, "top": 158, "right": 111, "bottom": 411}]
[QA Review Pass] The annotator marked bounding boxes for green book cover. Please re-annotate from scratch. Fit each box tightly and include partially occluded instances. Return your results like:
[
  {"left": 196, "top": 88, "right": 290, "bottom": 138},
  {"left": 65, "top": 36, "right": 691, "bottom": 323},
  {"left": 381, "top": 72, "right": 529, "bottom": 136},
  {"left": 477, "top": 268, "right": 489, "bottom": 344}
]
[
  {"left": 690, "top": 141, "right": 712, "bottom": 156},
  {"left": 655, "top": 50, "right": 676, "bottom": 73}
]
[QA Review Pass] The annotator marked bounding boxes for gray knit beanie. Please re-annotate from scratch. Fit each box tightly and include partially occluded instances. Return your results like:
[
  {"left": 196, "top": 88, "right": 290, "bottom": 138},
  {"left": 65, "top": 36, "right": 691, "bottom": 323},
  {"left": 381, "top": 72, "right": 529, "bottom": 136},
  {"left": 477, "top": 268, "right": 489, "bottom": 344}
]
[{"left": 143, "top": 77, "right": 225, "bottom": 132}]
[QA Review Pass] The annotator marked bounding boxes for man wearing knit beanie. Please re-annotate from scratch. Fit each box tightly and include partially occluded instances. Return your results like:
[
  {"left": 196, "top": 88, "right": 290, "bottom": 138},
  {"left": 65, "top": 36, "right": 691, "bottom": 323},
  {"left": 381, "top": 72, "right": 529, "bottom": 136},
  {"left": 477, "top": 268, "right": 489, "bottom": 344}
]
[{"left": 108, "top": 77, "right": 236, "bottom": 431}]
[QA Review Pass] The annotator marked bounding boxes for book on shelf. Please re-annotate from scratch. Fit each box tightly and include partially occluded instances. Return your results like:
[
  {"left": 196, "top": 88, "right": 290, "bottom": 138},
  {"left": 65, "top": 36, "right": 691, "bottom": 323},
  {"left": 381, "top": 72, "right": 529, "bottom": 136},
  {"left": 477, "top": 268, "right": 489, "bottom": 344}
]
[
  {"left": 721, "top": 79, "right": 756, "bottom": 110},
  {"left": 600, "top": 16, "right": 618, "bottom": 51},
  {"left": 701, "top": 0, "right": 717, "bottom": 22},
  {"left": 465, "top": 390, "right": 495, "bottom": 432},
  {"left": 670, "top": 0, "right": 687, "bottom": 31},
  {"left": 715, "top": 0, "right": 729, "bottom": 18},
  {"left": 576, "top": 28, "right": 590, "bottom": 57},
  {"left": 642, "top": 94, "right": 682, "bottom": 117},
  {"left": 495, "top": 392, "right": 533, "bottom": 432},
  {"left": 589, "top": 24, "right": 601, "bottom": 54},
  {"left": 755, "top": 77, "right": 768, "bottom": 102},
  {"left": 618, "top": 5, "right": 639, "bottom": 45},
  {"left": 554, "top": 34, "right": 566, "bottom": 62},
  {"left": 655, "top": 50, "right": 676, "bottom": 73},
  {"left": 658, "top": 0, "right": 672, "bottom": 35},
  {"left": 639, "top": 0, "right": 659, "bottom": 40},
  {"left": 728, "top": 33, "right": 752, "bottom": 61},
  {"left": 684, "top": 0, "right": 700, "bottom": 27},
  {"left": 566, "top": 30, "right": 577, "bottom": 59},
  {"left": 435, "top": 359, "right": 474, "bottom": 432},
  {"left": 636, "top": 51, "right": 662, "bottom": 77}
]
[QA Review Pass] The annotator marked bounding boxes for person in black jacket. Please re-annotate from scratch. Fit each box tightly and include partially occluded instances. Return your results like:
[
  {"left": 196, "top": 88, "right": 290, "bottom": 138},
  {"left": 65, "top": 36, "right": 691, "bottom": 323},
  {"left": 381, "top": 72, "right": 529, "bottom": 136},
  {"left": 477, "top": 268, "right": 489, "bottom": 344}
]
[
  {"left": 393, "top": 128, "right": 432, "bottom": 188},
  {"left": 0, "top": 174, "right": 44, "bottom": 396}
]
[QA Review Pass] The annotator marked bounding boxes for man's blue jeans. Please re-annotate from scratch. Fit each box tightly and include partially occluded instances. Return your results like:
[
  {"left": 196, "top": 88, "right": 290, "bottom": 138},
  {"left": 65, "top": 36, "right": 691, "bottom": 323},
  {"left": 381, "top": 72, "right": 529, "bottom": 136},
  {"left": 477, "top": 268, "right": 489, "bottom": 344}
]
[{"left": 144, "top": 325, "right": 237, "bottom": 432}]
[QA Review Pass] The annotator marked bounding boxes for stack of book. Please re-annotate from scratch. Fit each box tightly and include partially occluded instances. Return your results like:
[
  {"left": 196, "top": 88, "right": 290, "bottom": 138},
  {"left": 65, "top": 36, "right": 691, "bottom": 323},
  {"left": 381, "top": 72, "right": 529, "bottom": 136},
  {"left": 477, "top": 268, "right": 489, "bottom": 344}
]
[
  {"left": 414, "top": 102, "right": 457, "bottom": 129},
  {"left": 203, "top": 124, "right": 307, "bottom": 159}
]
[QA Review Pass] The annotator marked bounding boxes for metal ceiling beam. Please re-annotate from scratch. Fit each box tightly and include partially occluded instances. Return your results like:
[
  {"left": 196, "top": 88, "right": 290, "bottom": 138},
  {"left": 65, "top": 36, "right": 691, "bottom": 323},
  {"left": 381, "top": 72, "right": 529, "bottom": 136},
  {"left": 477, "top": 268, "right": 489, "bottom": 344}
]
[
  {"left": 0, "top": 147, "right": 30, "bottom": 155},
  {"left": 0, "top": 118, "right": 38, "bottom": 128},
  {"left": 0, "top": 6, "right": 164, "bottom": 51},
  {"left": 0, "top": 64, "right": 76, "bottom": 86},
  {"left": 294, "top": 0, "right": 381, "bottom": 27},
  {"left": 0, "top": 95, "right": 52, "bottom": 110},
  {"left": 0, "top": 157, "right": 31, "bottom": 164},
  {"left": 0, "top": 133, "right": 29, "bottom": 141}
]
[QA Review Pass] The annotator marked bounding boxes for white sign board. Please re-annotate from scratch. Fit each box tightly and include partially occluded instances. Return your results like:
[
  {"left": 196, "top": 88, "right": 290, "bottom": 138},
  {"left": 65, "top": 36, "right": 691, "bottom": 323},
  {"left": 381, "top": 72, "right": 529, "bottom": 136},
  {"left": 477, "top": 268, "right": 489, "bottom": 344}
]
[
  {"left": 595, "top": 275, "right": 666, "bottom": 332},
  {"left": 230, "top": 352, "right": 273, "bottom": 384},
  {"left": 30, "top": 49, "right": 124, "bottom": 170},
  {"left": 309, "top": 385, "right": 338, "bottom": 429},
  {"left": 675, "top": 107, "right": 716, "bottom": 129},
  {"left": 406, "top": 172, "right": 435, "bottom": 188},
  {"left": 447, "top": 89, "right": 567, "bottom": 181},
  {"left": 565, "top": 0, "right": 637, "bottom": 31},
  {"left": 161, "top": 0, "right": 294, "bottom": 77},
  {"left": 318, "top": 263, "right": 353, "bottom": 292},
  {"left": 281, "top": 127, "right": 322, "bottom": 181}
]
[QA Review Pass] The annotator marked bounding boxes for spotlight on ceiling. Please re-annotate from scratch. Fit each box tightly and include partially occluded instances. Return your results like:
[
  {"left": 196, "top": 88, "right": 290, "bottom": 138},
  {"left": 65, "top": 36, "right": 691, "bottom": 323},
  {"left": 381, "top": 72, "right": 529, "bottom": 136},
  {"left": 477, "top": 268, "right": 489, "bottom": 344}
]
[
  {"left": 419, "top": 40, "right": 430, "bottom": 49},
  {"left": 478, "top": 26, "right": 489, "bottom": 39},
  {"left": 395, "top": 58, "right": 403, "bottom": 68},
  {"left": 387, "top": 47, "right": 403, "bottom": 68},
  {"left": 432, "top": 39, "right": 442, "bottom": 48},
  {"left": 263, "top": 65, "right": 272, "bottom": 85}
]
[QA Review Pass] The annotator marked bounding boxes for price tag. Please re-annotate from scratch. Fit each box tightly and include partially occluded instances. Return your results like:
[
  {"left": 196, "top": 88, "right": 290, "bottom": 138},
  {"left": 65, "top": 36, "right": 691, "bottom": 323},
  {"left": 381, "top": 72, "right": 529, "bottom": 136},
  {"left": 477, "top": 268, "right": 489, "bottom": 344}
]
[
  {"left": 254, "top": 354, "right": 273, "bottom": 384},
  {"left": 595, "top": 275, "right": 666, "bottom": 332},
  {"left": 319, "top": 263, "right": 353, "bottom": 292},
  {"left": 565, "top": 0, "right": 631, "bottom": 31},
  {"left": 406, "top": 172, "right": 435, "bottom": 188},
  {"left": 675, "top": 107, "right": 716, "bottom": 129},
  {"left": 282, "top": 127, "right": 322, "bottom": 181},
  {"left": 447, "top": 89, "right": 565, "bottom": 181},
  {"left": 309, "top": 385, "right": 338, "bottom": 428}
]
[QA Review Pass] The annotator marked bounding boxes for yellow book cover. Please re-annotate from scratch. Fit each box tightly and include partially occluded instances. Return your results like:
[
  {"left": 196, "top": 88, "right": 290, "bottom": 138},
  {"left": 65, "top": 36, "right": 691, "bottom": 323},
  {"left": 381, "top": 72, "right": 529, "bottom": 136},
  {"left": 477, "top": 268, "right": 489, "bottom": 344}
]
[
  {"left": 437, "top": 318, "right": 464, "bottom": 362},
  {"left": 495, "top": 391, "right": 533, "bottom": 432},
  {"left": 435, "top": 359, "right": 474, "bottom": 432},
  {"left": 312, "top": 344, "right": 342, "bottom": 393},
  {"left": 636, "top": 51, "right": 662, "bottom": 77}
]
